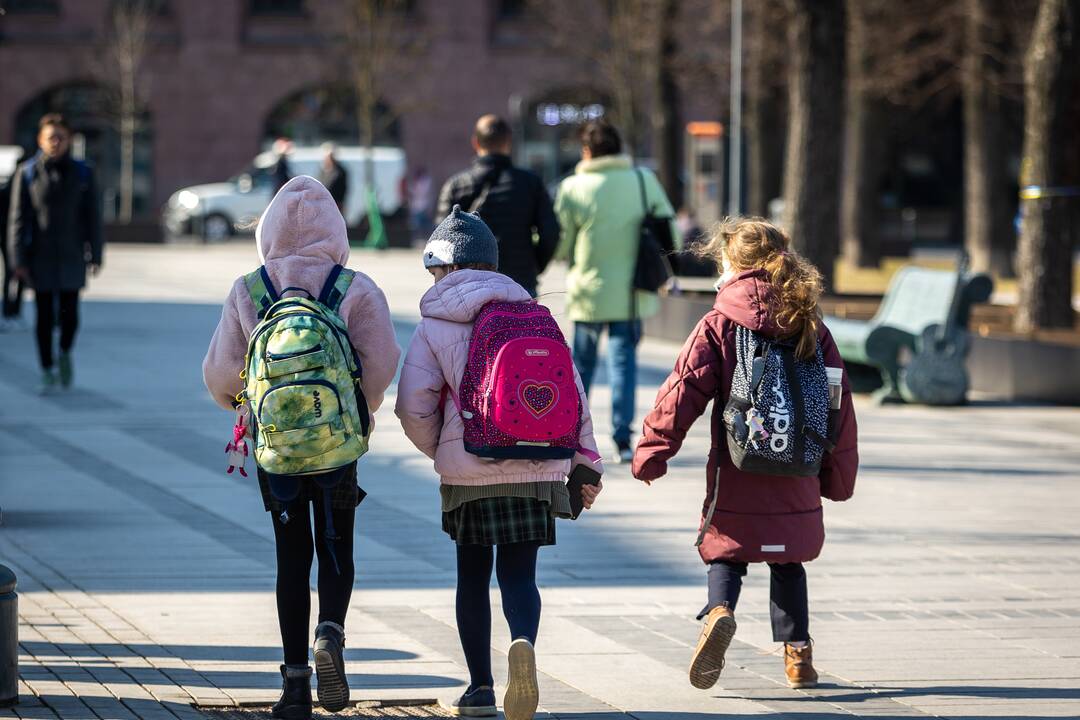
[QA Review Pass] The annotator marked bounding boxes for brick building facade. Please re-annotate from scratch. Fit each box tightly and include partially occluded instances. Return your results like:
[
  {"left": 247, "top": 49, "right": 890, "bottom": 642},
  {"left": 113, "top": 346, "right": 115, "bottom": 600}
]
[{"left": 0, "top": 0, "right": 715, "bottom": 218}]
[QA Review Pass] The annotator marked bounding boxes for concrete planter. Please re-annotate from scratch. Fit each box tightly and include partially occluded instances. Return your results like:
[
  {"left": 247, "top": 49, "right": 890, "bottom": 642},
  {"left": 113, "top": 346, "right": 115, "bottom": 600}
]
[
  {"left": 105, "top": 221, "right": 163, "bottom": 244},
  {"left": 969, "top": 335, "right": 1080, "bottom": 404}
]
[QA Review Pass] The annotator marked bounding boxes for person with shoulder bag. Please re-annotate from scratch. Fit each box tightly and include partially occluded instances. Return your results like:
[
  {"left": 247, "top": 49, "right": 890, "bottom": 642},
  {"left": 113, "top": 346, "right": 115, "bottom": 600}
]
[{"left": 554, "top": 120, "right": 680, "bottom": 464}]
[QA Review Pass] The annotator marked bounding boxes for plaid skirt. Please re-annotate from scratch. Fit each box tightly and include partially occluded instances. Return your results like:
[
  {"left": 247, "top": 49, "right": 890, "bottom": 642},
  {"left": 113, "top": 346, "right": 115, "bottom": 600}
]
[{"left": 442, "top": 496, "right": 557, "bottom": 546}]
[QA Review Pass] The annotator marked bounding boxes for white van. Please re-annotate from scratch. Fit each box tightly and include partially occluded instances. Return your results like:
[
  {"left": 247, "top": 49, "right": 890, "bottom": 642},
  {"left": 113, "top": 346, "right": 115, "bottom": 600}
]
[{"left": 163, "top": 146, "right": 406, "bottom": 241}]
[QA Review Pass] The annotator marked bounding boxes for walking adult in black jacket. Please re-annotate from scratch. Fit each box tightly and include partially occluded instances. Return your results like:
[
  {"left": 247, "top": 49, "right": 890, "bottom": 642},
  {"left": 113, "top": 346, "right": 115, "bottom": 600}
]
[
  {"left": 7, "top": 114, "right": 103, "bottom": 392},
  {"left": 437, "top": 115, "right": 559, "bottom": 297},
  {"left": 0, "top": 153, "right": 27, "bottom": 330},
  {"left": 318, "top": 143, "right": 348, "bottom": 215}
]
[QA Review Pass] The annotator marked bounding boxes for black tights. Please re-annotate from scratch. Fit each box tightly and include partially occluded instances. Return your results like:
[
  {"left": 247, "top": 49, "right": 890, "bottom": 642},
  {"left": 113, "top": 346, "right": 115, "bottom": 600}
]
[
  {"left": 35, "top": 290, "right": 79, "bottom": 369},
  {"left": 456, "top": 542, "right": 541, "bottom": 690},
  {"left": 271, "top": 491, "right": 356, "bottom": 665}
]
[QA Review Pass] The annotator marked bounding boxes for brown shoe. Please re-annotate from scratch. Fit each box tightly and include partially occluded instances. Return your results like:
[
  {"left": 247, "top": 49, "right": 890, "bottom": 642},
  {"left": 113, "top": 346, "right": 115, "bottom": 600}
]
[
  {"left": 688, "top": 606, "right": 736, "bottom": 689},
  {"left": 784, "top": 641, "right": 819, "bottom": 689}
]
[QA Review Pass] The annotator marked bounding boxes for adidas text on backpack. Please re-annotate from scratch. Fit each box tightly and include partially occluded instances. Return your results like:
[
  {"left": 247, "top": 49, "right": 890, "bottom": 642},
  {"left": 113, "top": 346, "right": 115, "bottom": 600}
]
[
  {"left": 722, "top": 326, "right": 835, "bottom": 477},
  {"left": 449, "top": 300, "right": 586, "bottom": 460},
  {"left": 237, "top": 265, "right": 371, "bottom": 479}
]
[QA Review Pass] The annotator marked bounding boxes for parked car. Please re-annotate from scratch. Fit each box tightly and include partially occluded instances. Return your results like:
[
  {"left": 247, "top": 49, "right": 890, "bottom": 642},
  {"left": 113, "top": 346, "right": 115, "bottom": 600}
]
[
  {"left": 163, "top": 145, "right": 406, "bottom": 242},
  {"left": 0, "top": 146, "right": 23, "bottom": 183}
]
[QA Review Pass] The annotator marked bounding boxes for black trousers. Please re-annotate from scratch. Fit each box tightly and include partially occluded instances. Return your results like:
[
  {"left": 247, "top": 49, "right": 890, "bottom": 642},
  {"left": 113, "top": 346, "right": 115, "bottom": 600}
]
[
  {"left": 706, "top": 561, "right": 810, "bottom": 643},
  {"left": 1, "top": 243, "right": 23, "bottom": 318},
  {"left": 34, "top": 290, "right": 79, "bottom": 369},
  {"left": 271, "top": 491, "right": 356, "bottom": 665}
]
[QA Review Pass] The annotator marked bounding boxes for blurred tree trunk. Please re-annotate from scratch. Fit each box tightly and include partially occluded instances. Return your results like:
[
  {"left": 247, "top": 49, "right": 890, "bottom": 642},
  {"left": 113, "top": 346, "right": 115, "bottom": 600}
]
[
  {"left": 782, "top": 0, "right": 845, "bottom": 290},
  {"left": 653, "top": 0, "right": 683, "bottom": 203},
  {"left": 963, "top": 0, "right": 1016, "bottom": 277},
  {"left": 107, "top": 1, "right": 152, "bottom": 224},
  {"left": 841, "top": 0, "right": 886, "bottom": 268},
  {"left": 745, "top": 2, "right": 785, "bottom": 218},
  {"left": 1016, "top": 0, "right": 1080, "bottom": 332}
]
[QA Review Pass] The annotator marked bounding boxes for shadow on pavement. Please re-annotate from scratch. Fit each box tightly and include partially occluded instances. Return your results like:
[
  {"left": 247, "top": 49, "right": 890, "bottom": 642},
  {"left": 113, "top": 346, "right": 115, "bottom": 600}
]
[{"left": 21, "top": 641, "right": 417, "bottom": 663}]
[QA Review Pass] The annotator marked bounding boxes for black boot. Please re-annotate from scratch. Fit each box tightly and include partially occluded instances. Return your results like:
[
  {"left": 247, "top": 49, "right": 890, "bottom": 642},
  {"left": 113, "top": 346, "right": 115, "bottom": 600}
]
[
  {"left": 271, "top": 664, "right": 312, "bottom": 720},
  {"left": 313, "top": 621, "right": 350, "bottom": 712}
]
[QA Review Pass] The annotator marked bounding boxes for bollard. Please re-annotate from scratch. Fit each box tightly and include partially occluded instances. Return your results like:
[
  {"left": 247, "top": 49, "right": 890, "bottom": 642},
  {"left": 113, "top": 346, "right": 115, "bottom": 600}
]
[{"left": 0, "top": 565, "right": 16, "bottom": 707}]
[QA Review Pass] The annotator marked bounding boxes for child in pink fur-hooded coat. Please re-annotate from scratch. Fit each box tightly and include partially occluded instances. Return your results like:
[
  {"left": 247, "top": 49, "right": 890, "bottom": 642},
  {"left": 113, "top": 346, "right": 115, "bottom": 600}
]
[{"left": 202, "top": 176, "right": 400, "bottom": 718}]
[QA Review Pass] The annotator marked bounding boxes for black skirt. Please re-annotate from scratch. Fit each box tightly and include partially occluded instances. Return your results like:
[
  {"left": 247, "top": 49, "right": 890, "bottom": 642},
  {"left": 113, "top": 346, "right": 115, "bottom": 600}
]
[{"left": 442, "top": 496, "right": 557, "bottom": 546}]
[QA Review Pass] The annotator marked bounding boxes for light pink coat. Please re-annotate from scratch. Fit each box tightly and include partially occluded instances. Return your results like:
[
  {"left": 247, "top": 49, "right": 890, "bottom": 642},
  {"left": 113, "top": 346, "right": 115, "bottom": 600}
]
[
  {"left": 203, "top": 176, "right": 400, "bottom": 415},
  {"left": 395, "top": 269, "right": 602, "bottom": 486}
]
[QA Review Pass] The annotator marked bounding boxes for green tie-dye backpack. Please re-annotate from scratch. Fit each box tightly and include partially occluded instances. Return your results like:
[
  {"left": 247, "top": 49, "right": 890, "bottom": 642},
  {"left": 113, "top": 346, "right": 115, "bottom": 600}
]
[{"left": 238, "top": 265, "right": 371, "bottom": 481}]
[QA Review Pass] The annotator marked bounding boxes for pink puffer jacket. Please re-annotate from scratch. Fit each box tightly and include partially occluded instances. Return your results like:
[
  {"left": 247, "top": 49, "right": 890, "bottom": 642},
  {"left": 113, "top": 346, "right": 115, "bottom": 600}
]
[
  {"left": 395, "top": 269, "right": 602, "bottom": 486},
  {"left": 203, "top": 176, "right": 400, "bottom": 415}
]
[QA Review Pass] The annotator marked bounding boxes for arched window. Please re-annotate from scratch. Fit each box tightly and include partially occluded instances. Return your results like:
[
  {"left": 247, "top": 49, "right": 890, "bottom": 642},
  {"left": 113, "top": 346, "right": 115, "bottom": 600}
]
[
  {"left": 14, "top": 82, "right": 154, "bottom": 219},
  {"left": 263, "top": 85, "right": 400, "bottom": 148}
]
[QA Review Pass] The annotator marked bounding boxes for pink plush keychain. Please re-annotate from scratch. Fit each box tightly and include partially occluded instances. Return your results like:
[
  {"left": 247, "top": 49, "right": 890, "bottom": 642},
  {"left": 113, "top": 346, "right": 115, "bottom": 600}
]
[{"left": 225, "top": 409, "right": 250, "bottom": 477}]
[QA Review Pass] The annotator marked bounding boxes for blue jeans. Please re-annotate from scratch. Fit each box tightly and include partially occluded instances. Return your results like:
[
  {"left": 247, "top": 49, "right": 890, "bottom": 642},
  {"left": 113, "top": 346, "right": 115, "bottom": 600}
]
[{"left": 572, "top": 320, "right": 641, "bottom": 446}]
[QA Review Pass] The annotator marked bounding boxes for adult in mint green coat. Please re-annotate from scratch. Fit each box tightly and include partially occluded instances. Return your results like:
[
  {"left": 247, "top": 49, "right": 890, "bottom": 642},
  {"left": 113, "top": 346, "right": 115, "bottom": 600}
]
[{"left": 555, "top": 120, "right": 679, "bottom": 463}]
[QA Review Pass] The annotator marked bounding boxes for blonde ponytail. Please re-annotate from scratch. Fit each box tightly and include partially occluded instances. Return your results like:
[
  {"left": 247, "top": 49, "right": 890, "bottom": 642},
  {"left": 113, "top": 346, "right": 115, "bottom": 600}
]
[{"left": 697, "top": 218, "right": 824, "bottom": 360}]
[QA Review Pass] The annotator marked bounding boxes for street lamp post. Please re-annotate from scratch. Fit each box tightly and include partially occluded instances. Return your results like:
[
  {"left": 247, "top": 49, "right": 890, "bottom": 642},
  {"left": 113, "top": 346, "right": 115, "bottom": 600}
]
[{"left": 729, "top": 0, "right": 743, "bottom": 216}]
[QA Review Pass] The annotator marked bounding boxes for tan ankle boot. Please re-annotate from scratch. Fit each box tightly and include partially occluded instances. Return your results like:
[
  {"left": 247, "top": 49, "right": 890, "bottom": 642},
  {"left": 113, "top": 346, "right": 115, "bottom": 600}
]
[
  {"left": 784, "top": 641, "right": 818, "bottom": 689},
  {"left": 689, "top": 606, "right": 736, "bottom": 689}
]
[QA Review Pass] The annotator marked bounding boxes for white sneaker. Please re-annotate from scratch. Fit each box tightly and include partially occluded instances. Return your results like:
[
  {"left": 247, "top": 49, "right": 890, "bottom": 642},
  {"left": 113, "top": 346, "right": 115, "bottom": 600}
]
[{"left": 503, "top": 638, "right": 538, "bottom": 720}]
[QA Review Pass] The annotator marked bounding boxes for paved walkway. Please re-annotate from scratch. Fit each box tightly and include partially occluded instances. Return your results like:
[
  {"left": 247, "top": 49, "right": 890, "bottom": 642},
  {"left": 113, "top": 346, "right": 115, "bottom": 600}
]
[{"left": 1, "top": 244, "right": 1079, "bottom": 719}]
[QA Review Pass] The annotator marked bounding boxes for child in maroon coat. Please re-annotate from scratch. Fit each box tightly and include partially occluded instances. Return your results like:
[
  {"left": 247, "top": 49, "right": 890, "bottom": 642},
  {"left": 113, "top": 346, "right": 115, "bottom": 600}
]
[{"left": 632, "top": 218, "right": 858, "bottom": 691}]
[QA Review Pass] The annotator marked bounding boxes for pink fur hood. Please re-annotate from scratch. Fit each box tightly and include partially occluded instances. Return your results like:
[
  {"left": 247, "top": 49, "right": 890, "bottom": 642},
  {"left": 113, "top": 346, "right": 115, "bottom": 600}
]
[
  {"left": 395, "top": 269, "right": 602, "bottom": 485},
  {"left": 202, "top": 176, "right": 400, "bottom": 416}
]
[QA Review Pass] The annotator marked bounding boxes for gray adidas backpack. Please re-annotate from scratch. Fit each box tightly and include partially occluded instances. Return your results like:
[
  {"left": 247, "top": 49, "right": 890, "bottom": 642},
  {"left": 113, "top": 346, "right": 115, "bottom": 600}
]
[{"left": 722, "top": 326, "right": 834, "bottom": 476}]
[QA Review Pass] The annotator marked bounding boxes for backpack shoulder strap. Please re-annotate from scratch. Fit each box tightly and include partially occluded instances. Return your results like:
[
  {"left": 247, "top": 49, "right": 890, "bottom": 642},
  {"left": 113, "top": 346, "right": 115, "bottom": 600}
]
[
  {"left": 317, "top": 264, "right": 355, "bottom": 312},
  {"left": 244, "top": 266, "right": 280, "bottom": 319}
]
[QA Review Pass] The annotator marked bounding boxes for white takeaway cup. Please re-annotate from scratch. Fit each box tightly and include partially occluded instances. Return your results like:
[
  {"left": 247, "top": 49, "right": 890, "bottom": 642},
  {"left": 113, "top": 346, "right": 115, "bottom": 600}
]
[{"left": 825, "top": 367, "right": 844, "bottom": 410}]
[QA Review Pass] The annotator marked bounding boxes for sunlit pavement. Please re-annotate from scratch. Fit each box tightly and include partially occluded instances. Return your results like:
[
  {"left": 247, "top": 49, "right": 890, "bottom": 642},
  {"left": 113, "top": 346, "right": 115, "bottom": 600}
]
[{"left": 2, "top": 242, "right": 1079, "bottom": 719}]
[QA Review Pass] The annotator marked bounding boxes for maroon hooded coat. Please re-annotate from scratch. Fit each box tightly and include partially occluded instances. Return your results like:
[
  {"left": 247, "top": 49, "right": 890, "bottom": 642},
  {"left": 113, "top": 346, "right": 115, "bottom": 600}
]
[{"left": 633, "top": 269, "right": 859, "bottom": 565}]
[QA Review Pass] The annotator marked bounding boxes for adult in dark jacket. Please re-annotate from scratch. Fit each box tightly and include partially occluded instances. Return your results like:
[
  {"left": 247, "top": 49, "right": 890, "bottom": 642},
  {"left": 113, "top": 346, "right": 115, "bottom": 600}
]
[
  {"left": 0, "top": 152, "right": 27, "bottom": 330},
  {"left": 7, "top": 114, "right": 103, "bottom": 392},
  {"left": 437, "top": 115, "right": 559, "bottom": 297},
  {"left": 269, "top": 138, "right": 293, "bottom": 194},
  {"left": 318, "top": 143, "right": 348, "bottom": 215},
  {"left": 633, "top": 219, "right": 858, "bottom": 692}
]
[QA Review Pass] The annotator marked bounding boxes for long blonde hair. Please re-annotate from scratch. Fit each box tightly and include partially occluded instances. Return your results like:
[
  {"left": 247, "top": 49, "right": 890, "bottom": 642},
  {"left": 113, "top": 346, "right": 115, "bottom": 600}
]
[{"left": 696, "top": 217, "right": 824, "bottom": 360}]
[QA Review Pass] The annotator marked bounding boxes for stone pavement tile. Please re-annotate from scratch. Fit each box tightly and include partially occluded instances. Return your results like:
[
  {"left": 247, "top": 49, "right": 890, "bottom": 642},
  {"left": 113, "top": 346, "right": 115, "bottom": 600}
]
[
  {"left": 928, "top": 702, "right": 1080, "bottom": 717},
  {"left": 80, "top": 697, "right": 141, "bottom": 720},
  {"left": 12, "top": 707, "right": 62, "bottom": 720}
]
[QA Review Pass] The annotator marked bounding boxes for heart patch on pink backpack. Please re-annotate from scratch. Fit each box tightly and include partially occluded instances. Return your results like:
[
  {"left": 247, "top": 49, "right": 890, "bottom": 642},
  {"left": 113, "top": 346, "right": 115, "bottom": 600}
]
[{"left": 449, "top": 300, "right": 585, "bottom": 460}]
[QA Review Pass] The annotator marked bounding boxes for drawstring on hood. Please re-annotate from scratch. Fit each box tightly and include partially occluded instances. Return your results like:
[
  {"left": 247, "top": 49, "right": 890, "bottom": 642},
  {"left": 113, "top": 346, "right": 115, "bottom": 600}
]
[{"left": 256, "top": 176, "right": 349, "bottom": 266}]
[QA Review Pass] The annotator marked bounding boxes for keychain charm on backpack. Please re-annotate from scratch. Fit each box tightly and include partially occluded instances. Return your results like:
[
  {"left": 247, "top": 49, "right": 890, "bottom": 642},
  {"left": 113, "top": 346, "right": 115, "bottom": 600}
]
[
  {"left": 225, "top": 408, "right": 250, "bottom": 477},
  {"left": 746, "top": 406, "right": 769, "bottom": 448}
]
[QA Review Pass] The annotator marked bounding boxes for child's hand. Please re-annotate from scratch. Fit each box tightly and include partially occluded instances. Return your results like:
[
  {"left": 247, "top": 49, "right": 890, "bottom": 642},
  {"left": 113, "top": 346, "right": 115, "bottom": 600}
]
[{"left": 581, "top": 479, "right": 602, "bottom": 510}]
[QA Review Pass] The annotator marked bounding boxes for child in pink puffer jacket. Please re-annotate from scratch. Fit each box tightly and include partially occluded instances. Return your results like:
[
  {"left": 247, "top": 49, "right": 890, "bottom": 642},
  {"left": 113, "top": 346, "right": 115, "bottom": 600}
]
[
  {"left": 395, "top": 206, "right": 603, "bottom": 720},
  {"left": 204, "top": 177, "right": 400, "bottom": 720}
]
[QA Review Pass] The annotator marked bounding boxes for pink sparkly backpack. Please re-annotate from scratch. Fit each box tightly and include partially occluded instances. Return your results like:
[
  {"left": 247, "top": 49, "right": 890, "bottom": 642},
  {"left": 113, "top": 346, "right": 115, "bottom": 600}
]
[{"left": 446, "top": 300, "right": 584, "bottom": 460}]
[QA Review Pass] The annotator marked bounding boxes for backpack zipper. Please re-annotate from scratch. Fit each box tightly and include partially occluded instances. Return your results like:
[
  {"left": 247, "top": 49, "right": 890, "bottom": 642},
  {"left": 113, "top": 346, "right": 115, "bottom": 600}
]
[
  {"left": 246, "top": 311, "right": 352, "bottom": 375},
  {"left": 266, "top": 344, "right": 323, "bottom": 362}
]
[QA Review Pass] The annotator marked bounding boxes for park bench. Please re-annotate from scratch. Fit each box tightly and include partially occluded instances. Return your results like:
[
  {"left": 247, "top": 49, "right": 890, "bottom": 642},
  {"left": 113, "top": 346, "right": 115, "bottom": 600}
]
[{"left": 825, "top": 265, "right": 993, "bottom": 402}]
